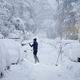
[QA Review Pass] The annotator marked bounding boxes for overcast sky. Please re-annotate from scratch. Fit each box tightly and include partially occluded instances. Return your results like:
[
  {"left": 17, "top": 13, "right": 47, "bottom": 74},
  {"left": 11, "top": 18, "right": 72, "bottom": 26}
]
[{"left": 47, "top": 0, "right": 58, "bottom": 10}]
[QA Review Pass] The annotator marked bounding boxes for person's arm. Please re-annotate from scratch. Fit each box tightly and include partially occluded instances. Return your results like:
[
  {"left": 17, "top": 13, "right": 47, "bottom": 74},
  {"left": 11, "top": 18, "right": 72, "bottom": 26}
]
[{"left": 29, "top": 43, "right": 34, "bottom": 47}]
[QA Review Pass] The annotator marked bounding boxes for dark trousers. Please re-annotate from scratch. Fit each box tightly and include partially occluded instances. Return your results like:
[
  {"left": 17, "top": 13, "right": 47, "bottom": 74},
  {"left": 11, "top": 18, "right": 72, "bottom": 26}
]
[{"left": 33, "top": 51, "right": 39, "bottom": 63}]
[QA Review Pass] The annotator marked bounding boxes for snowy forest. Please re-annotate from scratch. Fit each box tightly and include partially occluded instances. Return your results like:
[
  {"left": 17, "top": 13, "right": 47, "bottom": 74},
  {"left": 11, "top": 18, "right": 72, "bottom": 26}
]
[
  {"left": 0, "top": 0, "right": 80, "bottom": 40},
  {"left": 1, "top": 0, "right": 80, "bottom": 80}
]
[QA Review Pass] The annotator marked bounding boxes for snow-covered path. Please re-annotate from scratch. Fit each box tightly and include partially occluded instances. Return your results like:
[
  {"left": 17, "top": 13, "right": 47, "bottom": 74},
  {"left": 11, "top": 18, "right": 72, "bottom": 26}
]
[{"left": 1, "top": 40, "right": 80, "bottom": 80}]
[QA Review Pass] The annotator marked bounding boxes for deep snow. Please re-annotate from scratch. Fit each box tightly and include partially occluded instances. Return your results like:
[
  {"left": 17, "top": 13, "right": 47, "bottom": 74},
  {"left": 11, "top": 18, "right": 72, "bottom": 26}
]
[{"left": 1, "top": 38, "right": 80, "bottom": 80}]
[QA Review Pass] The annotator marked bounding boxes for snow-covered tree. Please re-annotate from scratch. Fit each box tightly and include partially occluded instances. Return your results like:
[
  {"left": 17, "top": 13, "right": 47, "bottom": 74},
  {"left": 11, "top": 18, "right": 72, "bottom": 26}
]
[
  {"left": 55, "top": 0, "right": 78, "bottom": 40},
  {"left": 0, "top": 0, "right": 57, "bottom": 40},
  {"left": 71, "top": 0, "right": 80, "bottom": 41}
]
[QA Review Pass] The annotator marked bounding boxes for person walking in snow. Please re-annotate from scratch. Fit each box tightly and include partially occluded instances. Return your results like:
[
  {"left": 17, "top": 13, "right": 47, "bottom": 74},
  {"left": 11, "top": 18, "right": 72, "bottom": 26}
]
[{"left": 29, "top": 38, "right": 39, "bottom": 63}]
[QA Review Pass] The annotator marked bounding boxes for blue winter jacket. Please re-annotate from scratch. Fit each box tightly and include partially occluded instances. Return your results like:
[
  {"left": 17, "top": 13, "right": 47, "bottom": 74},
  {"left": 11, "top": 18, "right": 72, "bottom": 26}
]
[{"left": 29, "top": 41, "right": 38, "bottom": 52}]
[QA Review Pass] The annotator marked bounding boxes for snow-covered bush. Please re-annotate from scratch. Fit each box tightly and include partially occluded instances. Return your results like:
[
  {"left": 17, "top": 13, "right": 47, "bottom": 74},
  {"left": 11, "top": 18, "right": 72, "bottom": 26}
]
[
  {"left": 13, "top": 30, "right": 23, "bottom": 38},
  {"left": 1, "top": 27, "right": 10, "bottom": 37},
  {"left": 0, "top": 33, "right": 4, "bottom": 39},
  {"left": 8, "top": 33, "right": 19, "bottom": 38}
]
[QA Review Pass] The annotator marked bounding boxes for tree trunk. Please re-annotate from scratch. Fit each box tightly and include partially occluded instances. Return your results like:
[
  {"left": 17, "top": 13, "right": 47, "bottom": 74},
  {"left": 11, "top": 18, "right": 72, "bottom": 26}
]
[{"left": 66, "top": 31, "right": 68, "bottom": 40}]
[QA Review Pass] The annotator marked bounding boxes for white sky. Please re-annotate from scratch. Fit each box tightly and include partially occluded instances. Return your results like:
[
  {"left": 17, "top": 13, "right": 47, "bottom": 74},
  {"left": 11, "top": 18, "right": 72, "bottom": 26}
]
[{"left": 47, "top": 0, "right": 58, "bottom": 10}]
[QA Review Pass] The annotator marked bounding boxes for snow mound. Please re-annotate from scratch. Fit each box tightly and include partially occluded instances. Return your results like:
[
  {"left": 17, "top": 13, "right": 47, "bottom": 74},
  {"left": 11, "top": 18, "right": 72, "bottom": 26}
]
[
  {"left": 68, "top": 43, "right": 80, "bottom": 61},
  {"left": 69, "top": 48, "right": 80, "bottom": 61},
  {"left": 0, "top": 39, "right": 24, "bottom": 64}
]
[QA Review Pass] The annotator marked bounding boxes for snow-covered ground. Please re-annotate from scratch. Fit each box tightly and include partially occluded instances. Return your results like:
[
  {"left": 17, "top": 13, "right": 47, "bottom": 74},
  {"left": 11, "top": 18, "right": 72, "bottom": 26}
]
[{"left": 1, "top": 38, "right": 80, "bottom": 80}]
